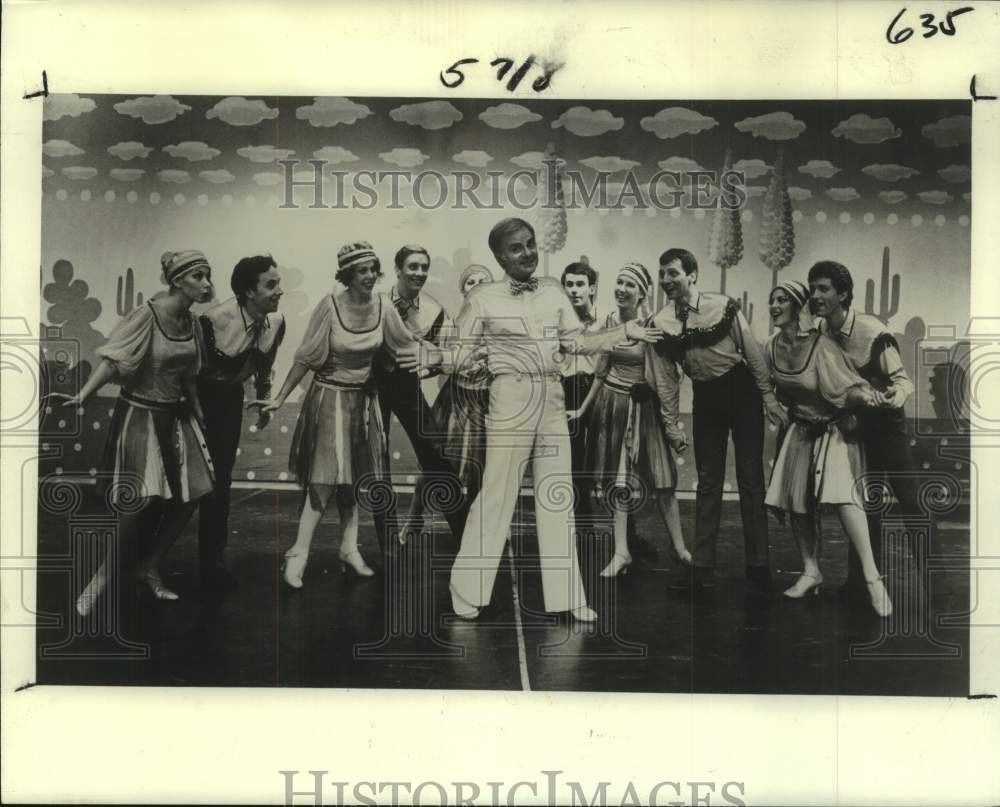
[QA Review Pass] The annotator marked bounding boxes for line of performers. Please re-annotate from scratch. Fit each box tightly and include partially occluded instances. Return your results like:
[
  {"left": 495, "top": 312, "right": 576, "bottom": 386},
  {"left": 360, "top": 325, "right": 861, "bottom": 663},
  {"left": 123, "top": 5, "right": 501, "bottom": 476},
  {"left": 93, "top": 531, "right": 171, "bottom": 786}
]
[{"left": 61, "top": 217, "right": 916, "bottom": 624}]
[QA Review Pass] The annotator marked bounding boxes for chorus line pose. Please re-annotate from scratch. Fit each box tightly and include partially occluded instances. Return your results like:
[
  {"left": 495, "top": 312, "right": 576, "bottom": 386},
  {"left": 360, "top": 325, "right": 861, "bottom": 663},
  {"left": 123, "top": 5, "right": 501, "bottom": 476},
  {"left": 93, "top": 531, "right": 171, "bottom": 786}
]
[
  {"left": 398, "top": 218, "right": 664, "bottom": 623},
  {"left": 60, "top": 251, "right": 217, "bottom": 614},
  {"left": 808, "top": 261, "right": 916, "bottom": 597},
  {"left": 196, "top": 255, "right": 285, "bottom": 591},
  {"left": 251, "top": 241, "right": 414, "bottom": 587},
  {"left": 570, "top": 262, "right": 690, "bottom": 578},
  {"left": 764, "top": 280, "right": 893, "bottom": 617},
  {"left": 653, "top": 248, "right": 788, "bottom": 593}
]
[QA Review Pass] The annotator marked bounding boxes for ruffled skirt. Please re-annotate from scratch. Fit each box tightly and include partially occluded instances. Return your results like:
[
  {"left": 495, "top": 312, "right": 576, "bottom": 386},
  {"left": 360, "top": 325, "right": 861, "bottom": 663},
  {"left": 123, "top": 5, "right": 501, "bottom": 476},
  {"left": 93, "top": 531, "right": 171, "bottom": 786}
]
[
  {"left": 765, "top": 418, "right": 866, "bottom": 514},
  {"left": 289, "top": 378, "right": 387, "bottom": 502},
  {"left": 583, "top": 381, "right": 677, "bottom": 494},
  {"left": 431, "top": 376, "right": 488, "bottom": 488},
  {"left": 100, "top": 392, "right": 215, "bottom": 505}
]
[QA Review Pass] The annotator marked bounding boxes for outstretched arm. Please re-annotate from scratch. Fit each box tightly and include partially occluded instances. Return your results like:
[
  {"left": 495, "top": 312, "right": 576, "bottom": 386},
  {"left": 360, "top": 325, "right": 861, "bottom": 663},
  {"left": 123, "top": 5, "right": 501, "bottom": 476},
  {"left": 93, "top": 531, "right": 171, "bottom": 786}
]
[
  {"left": 247, "top": 361, "right": 311, "bottom": 415},
  {"left": 56, "top": 359, "right": 116, "bottom": 406}
]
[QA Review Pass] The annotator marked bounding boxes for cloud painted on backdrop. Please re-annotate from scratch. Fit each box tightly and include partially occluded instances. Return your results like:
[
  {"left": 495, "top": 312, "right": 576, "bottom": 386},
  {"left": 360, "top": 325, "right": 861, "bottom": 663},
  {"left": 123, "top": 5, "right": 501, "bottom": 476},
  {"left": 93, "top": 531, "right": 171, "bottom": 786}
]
[
  {"left": 312, "top": 146, "right": 360, "bottom": 164},
  {"left": 862, "top": 164, "right": 920, "bottom": 182},
  {"left": 199, "top": 170, "right": 236, "bottom": 184},
  {"left": 453, "top": 150, "right": 494, "bottom": 168},
  {"left": 478, "top": 103, "right": 543, "bottom": 129},
  {"left": 510, "top": 152, "right": 546, "bottom": 169},
  {"left": 922, "top": 115, "right": 971, "bottom": 147},
  {"left": 580, "top": 156, "right": 641, "bottom": 173},
  {"left": 107, "top": 141, "right": 152, "bottom": 160},
  {"left": 389, "top": 100, "right": 462, "bottom": 130},
  {"left": 787, "top": 186, "right": 812, "bottom": 201},
  {"left": 732, "top": 159, "right": 770, "bottom": 179},
  {"left": 380, "top": 148, "right": 431, "bottom": 168},
  {"left": 832, "top": 113, "right": 902, "bottom": 144},
  {"left": 938, "top": 164, "right": 970, "bottom": 183},
  {"left": 878, "top": 190, "right": 908, "bottom": 205},
  {"left": 44, "top": 94, "right": 97, "bottom": 121},
  {"left": 61, "top": 166, "right": 97, "bottom": 181},
  {"left": 237, "top": 145, "right": 296, "bottom": 163},
  {"left": 826, "top": 187, "right": 861, "bottom": 202},
  {"left": 113, "top": 95, "right": 192, "bottom": 125},
  {"left": 797, "top": 160, "right": 840, "bottom": 179},
  {"left": 43, "top": 140, "right": 84, "bottom": 158},
  {"left": 296, "top": 97, "right": 373, "bottom": 127},
  {"left": 639, "top": 107, "right": 718, "bottom": 139},
  {"left": 206, "top": 97, "right": 279, "bottom": 126},
  {"left": 551, "top": 106, "right": 624, "bottom": 137},
  {"left": 918, "top": 190, "right": 954, "bottom": 205},
  {"left": 734, "top": 111, "right": 806, "bottom": 140},
  {"left": 157, "top": 170, "right": 192, "bottom": 184},
  {"left": 109, "top": 168, "right": 145, "bottom": 182},
  {"left": 163, "top": 141, "right": 221, "bottom": 162}
]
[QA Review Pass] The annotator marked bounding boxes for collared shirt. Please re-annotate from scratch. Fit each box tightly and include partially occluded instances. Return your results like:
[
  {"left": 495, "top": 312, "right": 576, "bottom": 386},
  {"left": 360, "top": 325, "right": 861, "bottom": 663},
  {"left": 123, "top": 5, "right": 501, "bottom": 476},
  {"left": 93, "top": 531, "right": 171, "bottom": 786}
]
[
  {"left": 380, "top": 288, "right": 451, "bottom": 372},
  {"left": 651, "top": 291, "right": 776, "bottom": 406},
  {"left": 560, "top": 305, "right": 597, "bottom": 378},
  {"left": 199, "top": 296, "right": 285, "bottom": 389},
  {"left": 817, "top": 308, "right": 914, "bottom": 401},
  {"left": 441, "top": 278, "right": 630, "bottom": 378}
]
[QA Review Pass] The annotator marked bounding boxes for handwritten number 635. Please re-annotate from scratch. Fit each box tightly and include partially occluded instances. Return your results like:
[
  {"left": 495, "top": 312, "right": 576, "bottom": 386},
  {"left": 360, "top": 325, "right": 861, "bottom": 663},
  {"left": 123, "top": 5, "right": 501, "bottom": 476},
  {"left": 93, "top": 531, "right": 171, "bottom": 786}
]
[{"left": 886, "top": 6, "right": 975, "bottom": 44}]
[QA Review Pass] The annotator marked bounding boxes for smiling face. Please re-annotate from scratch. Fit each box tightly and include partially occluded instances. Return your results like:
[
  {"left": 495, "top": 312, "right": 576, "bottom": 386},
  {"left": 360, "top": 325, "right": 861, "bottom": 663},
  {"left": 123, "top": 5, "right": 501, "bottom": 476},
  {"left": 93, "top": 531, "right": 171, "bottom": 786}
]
[
  {"left": 247, "top": 267, "right": 283, "bottom": 314},
  {"left": 397, "top": 251, "right": 430, "bottom": 298},
  {"left": 809, "top": 276, "right": 846, "bottom": 318},
  {"left": 495, "top": 226, "right": 538, "bottom": 281},
  {"left": 614, "top": 273, "right": 642, "bottom": 312},
  {"left": 562, "top": 272, "right": 594, "bottom": 311},
  {"left": 349, "top": 259, "right": 380, "bottom": 296},
  {"left": 659, "top": 258, "right": 695, "bottom": 301},
  {"left": 175, "top": 266, "right": 214, "bottom": 304},
  {"left": 768, "top": 288, "right": 798, "bottom": 328}
]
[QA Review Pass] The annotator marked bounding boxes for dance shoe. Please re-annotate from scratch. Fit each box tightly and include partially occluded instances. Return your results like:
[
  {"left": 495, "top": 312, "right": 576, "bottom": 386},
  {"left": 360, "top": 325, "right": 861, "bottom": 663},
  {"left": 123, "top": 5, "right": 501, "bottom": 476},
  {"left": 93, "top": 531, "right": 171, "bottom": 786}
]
[
  {"left": 667, "top": 542, "right": 693, "bottom": 567},
  {"left": 137, "top": 569, "right": 180, "bottom": 601},
  {"left": 282, "top": 550, "right": 308, "bottom": 589},
  {"left": 339, "top": 549, "right": 375, "bottom": 578},
  {"left": 571, "top": 606, "right": 598, "bottom": 624},
  {"left": 783, "top": 572, "right": 823, "bottom": 599},
  {"left": 866, "top": 576, "right": 894, "bottom": 618},
  {"left": 599, "top": 553, "right": 633, "bottom": 578}
]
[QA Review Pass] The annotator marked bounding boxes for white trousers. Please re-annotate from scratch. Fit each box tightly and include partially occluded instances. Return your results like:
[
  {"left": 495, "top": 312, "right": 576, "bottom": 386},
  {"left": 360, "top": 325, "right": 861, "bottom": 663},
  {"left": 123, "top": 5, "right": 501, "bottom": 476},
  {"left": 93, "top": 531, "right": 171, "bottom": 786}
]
[{"left": 450, "top": 374, "right": 588, "bottom": 613}]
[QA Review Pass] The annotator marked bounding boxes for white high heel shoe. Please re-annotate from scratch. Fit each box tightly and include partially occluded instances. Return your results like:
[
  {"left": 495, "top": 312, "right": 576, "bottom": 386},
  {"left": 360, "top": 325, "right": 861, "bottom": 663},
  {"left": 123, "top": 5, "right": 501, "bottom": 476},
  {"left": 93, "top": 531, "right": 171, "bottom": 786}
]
[
  {"left": 282, "top": 550, "right": 307, "bottom": 589},
  {"left": 338, "top": 549, "right": 375, "bottom": 578},
  {"left": 783, "top": 572, "right": 823, "bottom": 599},
  {"left": 866, "top": 575, "right": 893, "bottom": 618},
  {"left": 599, "top": 553, "right": 632, "bottom": 578}
]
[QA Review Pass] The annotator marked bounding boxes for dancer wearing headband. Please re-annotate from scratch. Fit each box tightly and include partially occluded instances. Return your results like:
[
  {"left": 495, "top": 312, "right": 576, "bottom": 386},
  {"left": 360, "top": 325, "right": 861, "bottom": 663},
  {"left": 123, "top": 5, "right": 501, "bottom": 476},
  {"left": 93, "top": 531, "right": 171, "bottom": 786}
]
[
  {"left": 571, "top": 262, "right": 690, "bottom": 577},
  {"left": 59, "top": 251, "right": 216, "bottom": 615},
  {"left": 398, "top": 218, "right": 665, "bottom": 624},
  {"left": 764, "top": 280, "right": 893, "bottom": 616},
  {"left": 250, "top": 241, "right": 414, "bottom": 588}
]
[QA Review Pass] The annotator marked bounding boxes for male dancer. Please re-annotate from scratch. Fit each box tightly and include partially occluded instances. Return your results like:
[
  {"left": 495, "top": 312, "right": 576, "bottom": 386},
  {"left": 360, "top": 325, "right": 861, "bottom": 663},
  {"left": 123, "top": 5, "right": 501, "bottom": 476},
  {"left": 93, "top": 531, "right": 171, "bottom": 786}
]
[
  {"left": 654, "top": 248, "right": 787, "bottom": 593},
  {"left": 808, "top": 261, "right": 916, "bottom": 595},
  {"left": 198, "top": 254, "right": 285, "bottom": 591},
  {"left": 560, "top": 260, "right": 598, "bottom": 532},
  {"left": 373, "top": 245, "right": 467, "bottom": 550},
  {"left": 399, "top": 218, "right": 664, "bottom": 623}
]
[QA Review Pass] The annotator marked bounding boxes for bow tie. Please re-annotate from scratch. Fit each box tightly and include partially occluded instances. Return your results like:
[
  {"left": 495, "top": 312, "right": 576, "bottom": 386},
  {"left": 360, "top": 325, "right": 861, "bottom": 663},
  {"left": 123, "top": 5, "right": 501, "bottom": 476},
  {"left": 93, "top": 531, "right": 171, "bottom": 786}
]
[{"left": 509, "top": 278, "right": 539, "bottom": 296}]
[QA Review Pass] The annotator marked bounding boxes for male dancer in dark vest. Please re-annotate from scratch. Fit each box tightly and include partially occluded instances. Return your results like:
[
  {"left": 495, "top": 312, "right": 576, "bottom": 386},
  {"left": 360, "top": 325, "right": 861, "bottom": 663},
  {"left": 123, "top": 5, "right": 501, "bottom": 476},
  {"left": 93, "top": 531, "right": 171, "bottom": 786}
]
[
  {"left": 809, "top": 261, "right": 917, "bottom": 596},
  {"left": 198, "top": 255, "right": 285, "bottom": 591},
  {"left": 653, "top": 248, "right": 787, "bottom": 593},
  {"left": 373, "top": 245, "right": 467, "bottom": 551}
]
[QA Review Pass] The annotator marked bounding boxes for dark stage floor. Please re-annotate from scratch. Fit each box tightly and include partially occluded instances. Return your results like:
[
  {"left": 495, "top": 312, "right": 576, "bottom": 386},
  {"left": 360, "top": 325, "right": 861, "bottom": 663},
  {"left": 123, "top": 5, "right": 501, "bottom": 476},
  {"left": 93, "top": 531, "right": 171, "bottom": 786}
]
[{"left": 35, "top": 490, "right": 970, "bottom": 695}]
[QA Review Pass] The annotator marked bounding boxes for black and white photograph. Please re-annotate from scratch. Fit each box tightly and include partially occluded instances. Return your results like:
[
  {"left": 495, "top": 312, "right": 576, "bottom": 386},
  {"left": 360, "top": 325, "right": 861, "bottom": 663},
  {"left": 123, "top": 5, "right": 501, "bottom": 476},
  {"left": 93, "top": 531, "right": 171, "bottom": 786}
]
[{"left": 3, "top": 1, "right": 999, "bottom": 805}]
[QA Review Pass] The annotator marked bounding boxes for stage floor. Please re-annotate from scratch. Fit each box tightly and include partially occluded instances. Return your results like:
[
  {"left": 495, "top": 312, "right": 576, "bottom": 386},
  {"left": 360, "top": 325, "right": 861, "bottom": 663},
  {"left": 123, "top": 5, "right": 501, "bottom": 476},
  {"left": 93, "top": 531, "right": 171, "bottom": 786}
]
[{"left": 35, "top": 491, "right": 970, "bottom": 695}]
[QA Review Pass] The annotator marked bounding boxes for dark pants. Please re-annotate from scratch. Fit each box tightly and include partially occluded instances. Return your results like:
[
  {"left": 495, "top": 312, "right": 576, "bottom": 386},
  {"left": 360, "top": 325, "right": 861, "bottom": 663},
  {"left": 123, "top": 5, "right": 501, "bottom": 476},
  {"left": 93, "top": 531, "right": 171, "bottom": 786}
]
[
  {"left": 848, "top": 406, "right": 918, "bottom": 584},
  {"left": 196, "top": 378, "right": 245, "bottom": 571},
  {"left": 691, "top": 363, "right": 769, "bottom": 569},
  {"left": 562, "top": 372, "right": 594, "bottom": 524},
  {"left": 374, "top": 364, "right": 468, "bottom": 545}
]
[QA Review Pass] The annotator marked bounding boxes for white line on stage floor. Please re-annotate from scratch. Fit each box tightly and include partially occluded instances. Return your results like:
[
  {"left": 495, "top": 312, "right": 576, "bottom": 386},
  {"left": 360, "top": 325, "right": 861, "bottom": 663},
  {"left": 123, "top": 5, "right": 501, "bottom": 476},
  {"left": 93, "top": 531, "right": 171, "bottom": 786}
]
[{"left": 505, "top": 541, "right": 531, "bottom": 692}]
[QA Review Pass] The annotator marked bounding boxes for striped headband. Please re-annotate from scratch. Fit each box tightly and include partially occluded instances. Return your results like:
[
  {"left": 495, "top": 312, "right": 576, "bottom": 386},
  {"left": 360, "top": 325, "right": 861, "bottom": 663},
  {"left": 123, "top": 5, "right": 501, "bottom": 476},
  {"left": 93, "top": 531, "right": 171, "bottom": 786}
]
[
  {"left": 337, "top": 241, "right": 378, "bottom": 271},
  {"left": 617, "top": 262, "right": 652, "bottom": 297},
  {"left": 773, "top": 279, "right": 810, "bottom": 309},
  {"left": 161, "top": 250, "right": 210, "bottom": 283}
]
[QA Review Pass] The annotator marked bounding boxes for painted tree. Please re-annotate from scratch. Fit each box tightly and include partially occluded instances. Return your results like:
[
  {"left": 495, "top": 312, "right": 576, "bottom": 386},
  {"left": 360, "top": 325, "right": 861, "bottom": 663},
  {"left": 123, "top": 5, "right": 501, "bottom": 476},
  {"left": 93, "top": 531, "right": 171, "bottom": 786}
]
[
  {"left": 42, "top": 259, "right": 106, "bottom": 366},
  {"left": 535, "top": 142, "right": 568, "bottom": 277},
  {"left": 758, "top": 149, "right": 795, "bottom": 325},
  {"left": 116, "top": 267, "right": 144, "bottom": 315},
  {"left": 708, "top": 148, "right": 744, "bottom": 295}
]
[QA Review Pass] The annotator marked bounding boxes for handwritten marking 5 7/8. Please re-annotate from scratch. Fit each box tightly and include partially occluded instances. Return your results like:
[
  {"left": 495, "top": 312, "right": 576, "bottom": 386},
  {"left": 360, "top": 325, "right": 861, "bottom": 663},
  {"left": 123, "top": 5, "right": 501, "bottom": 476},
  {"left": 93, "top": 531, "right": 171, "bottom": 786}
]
[
  {"left": 886, "top": 6, "right": 975, "bottom": 44},
  {"left": 440, "top": 56, "right": 562, "bottom": 92}
]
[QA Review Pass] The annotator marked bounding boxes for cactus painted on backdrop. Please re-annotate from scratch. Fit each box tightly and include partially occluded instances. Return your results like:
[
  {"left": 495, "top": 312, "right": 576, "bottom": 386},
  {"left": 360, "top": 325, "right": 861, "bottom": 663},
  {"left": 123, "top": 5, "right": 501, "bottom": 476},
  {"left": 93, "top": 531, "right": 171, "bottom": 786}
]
[
  {"left": 864, "top": 246, "right": 901, "bottom": 325},
  {"left": 115, "top": 267, "right": 144, "bottom": 316},
  {"left": 758, "top": 150, "right": 796, "bottom": 317},
  {"left": 708, "top": 148, "right": 744, "bottom": 295},
  {"left": 536, "top": 142, "right": 568, "bottom": 277}
]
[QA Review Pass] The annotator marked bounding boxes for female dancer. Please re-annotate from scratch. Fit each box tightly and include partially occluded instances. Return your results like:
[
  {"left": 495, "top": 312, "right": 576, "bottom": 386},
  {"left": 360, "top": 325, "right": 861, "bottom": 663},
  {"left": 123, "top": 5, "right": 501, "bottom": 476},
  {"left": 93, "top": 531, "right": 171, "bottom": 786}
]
[
  {"left": 763, "top": 280, "right": 893, "bottom": 617},
  {"left": 250, "top": 241, "right": 413, "bottom": 587},
  {"left": 397, "top": 263, "right": 495, "bottom": 542},
  {"left": 59, "top": 251, "right": 216, "bottom": 614},
  {"left": 571, "top": 262, "right": 690, "bottom": 578}
]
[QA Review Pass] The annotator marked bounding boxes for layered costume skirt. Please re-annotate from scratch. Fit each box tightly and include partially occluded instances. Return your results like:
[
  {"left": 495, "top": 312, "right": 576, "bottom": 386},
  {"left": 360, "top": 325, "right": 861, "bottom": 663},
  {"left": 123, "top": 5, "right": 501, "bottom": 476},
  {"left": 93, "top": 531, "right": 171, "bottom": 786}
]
[
  {"left": 765, "top": 415, "right": 867, "bottom": 515},
  {"left": 100, "top": 391, "right": 215, "bottom": 505},
  {"left": 431, "top": 375, "right": 489, "bottom": 489},
  {"left": 584, "top": 380, "right": 677, "bottom": 495},
  {"left": 289, "top": 377, "right": 388, "bottom": 507}
]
